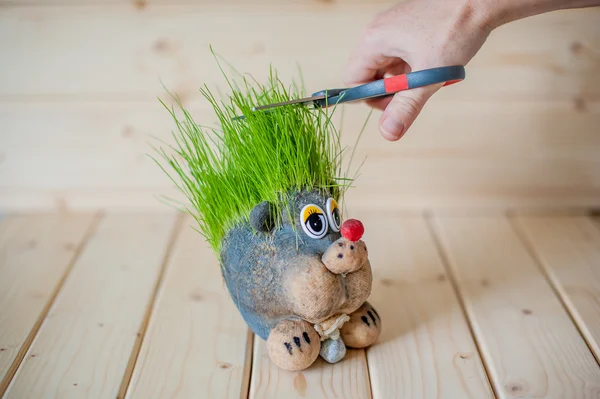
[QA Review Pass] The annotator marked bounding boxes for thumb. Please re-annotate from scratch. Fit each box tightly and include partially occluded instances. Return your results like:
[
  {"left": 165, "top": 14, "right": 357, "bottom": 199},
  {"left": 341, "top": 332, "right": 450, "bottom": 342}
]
[{"left": 378, "top": 83, "right": 442, "bottom": 141}]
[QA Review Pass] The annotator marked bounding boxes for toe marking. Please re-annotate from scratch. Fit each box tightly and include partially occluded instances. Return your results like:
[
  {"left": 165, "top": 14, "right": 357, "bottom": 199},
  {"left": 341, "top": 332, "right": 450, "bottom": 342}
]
[
  {"left": 293, "top": 336, "right": 303, "bottom": 352},
  {"left": 361, "top": 315, "right": 370, "bottom": 327},
  {"left": 284, "top": 342, "right": 293, "bottom": 355},
  {"left": 303, "top": 332, "right": 311, "bottom": 344},
  {"left": 367, "top": 310, "right": 377, "bottom": 326},
  {"left": 371, "top": 307, "right": 380, "bottom": 319}
]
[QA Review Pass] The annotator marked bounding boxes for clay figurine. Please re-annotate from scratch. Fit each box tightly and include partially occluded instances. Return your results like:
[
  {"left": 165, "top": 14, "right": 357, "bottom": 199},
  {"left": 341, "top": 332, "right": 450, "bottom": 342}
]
[{"left": 153, "top": 65, "right": 381, "bottom": 371}]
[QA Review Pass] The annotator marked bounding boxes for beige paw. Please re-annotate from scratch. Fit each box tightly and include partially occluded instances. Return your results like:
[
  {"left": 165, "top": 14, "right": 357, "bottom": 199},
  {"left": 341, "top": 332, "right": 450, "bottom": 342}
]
[
  {"left": 340, "top": 302, "right": 381, "bottom": 348},
  {"left": 266, "top": 319, "right": 320, "bottom": 371}
]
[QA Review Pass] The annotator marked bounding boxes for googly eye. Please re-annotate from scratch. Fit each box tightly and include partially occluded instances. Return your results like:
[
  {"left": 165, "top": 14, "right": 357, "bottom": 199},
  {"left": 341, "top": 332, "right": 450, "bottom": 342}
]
[
  {"left": 326, "top": 198, "right": 341, "bottom": 232},
  {"left": 300, "top": 204, "right": 328, "bottom": 239}
]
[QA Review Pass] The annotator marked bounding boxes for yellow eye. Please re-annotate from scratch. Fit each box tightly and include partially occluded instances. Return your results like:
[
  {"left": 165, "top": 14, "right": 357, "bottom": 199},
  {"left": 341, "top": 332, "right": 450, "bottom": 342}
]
[
  {"left": 300, "top": 204, "right": 328, "bottom": 239},
  {"left": 326, "top": 198, "right": 341, "bottom": 232}
]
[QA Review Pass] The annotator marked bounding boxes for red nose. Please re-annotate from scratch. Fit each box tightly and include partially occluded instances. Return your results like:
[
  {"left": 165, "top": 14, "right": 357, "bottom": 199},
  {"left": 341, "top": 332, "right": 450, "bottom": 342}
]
[{"left": 341, "top": 219, "right": 364, "bottom": 242}]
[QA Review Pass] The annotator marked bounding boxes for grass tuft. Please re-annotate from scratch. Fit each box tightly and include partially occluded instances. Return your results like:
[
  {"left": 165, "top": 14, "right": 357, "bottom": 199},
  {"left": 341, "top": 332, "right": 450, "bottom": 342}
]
[{"left": 151, "top": 54, "right": 366, "bottom": 255}]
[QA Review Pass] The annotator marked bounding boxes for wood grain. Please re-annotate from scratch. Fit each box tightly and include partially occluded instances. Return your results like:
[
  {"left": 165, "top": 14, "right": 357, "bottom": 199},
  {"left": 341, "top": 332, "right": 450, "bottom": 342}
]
[
  {"left": 0, "top": 0, "right": 394, "bottom": 5},
  {"left": 0, "top": 4, "right": 598, "bottom": 212},
  {"left": 2, "top": 212, "right": 178, "bottom": 399},
  {"left": 431, "top": 215, "right": 600, "bottom": 398},
  {"left": 352, "top": 211, "right": 494, "bottom": 399},
  {"left": 512, "top": 215, "right": 600, "bottom": 363},
  {"left": 0, "top": 6, "right": 597, "bottom": 101},
  {"left": 0, "top": 213, "right": 97, "bottom": 394},
  {"left": 249, "top": 337, "right": 371, "bottom": 399},
  {"left": 1, "top": 101, "right": 599, "bottom": 212},
  {"left": 125, "top": 216, "right": 252, "bottom": 399}
]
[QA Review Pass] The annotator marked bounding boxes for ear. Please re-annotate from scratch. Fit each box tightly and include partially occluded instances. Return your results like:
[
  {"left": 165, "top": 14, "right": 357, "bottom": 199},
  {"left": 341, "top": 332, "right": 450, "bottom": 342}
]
[{"left": 250, "top": 201, "right": 276, "bottom": 233}]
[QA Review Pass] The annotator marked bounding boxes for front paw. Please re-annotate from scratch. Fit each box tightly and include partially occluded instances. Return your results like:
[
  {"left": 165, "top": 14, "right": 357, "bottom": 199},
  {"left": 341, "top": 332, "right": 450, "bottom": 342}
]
[
  {"left": 266, "top": 319, "right": 320, "bottom": 371},
  {"left": 340, "top": 302, "right": 381, "bottom": 348}
]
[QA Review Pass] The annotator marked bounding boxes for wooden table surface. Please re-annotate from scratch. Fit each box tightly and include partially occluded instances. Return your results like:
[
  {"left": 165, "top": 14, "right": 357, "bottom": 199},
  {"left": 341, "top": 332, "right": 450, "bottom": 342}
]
[{"left": 0, "top": 210, "right": 599, "bottom": 399}]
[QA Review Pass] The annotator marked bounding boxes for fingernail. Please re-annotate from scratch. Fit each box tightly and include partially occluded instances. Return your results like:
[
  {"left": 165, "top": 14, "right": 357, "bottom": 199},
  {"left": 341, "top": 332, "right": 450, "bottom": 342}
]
[{"left": 380, "top": 116, "right": 405, "bottom": 141}]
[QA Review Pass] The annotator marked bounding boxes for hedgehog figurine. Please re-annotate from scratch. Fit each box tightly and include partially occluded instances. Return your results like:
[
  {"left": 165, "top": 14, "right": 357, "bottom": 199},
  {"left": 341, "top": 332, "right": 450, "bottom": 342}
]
[{"left": 154, "top": 67, "right": 381, "bottom": 371}]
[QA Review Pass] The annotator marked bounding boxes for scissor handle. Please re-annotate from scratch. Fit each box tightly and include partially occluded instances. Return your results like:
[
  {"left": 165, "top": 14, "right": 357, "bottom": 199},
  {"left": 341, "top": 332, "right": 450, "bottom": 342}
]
[{"left": 314, "top": 65, "right": 465, "bottom": 107}]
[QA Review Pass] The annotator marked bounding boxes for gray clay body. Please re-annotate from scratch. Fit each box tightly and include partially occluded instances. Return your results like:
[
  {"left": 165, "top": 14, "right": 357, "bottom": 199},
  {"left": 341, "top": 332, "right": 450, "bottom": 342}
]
[{"left": 219, "top": 189, "right": 371, "bottom": 340}]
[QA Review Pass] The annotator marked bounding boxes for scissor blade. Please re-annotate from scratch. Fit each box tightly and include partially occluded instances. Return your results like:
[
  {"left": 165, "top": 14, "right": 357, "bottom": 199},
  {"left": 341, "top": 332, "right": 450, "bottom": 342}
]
[{"left": 252, "top": 95, "right": 326, "bottom": 111}]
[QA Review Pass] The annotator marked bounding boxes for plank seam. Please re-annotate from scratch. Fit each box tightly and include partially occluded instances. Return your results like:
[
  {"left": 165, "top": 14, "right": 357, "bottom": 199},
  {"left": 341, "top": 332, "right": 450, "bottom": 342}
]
[
  {"left": 0, "top": 211, "right": 104, "bottom": 397},
  {"left": 361, "top": 348, "right": 374, "bottom": 399},
  {"left": 116, "top": 211, "right": 185, "bottom": 399},
  {"left": 423, "top": 212, "right": 499, "bottom": 399},
  {"left": 508, "top": 214, "right": 600, "bottom": 367},
  {"left": 242, "top": 329, "right": 254, "bottom": 399}
]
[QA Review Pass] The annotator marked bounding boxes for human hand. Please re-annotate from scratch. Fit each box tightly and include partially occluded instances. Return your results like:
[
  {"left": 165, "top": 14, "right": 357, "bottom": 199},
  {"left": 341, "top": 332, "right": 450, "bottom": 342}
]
[{"left": 344, "top": 0, "right": 493, "bottom": 141}]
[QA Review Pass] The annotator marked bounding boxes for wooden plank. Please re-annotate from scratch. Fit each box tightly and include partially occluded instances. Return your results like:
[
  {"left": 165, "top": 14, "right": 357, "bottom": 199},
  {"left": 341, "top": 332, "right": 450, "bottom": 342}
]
[
  {"left": 431, "top": 215, "right": 600, "bottom": 398},
  {"left": 249, "top": 338, "right": 371, "bottom": 399},
  {"left": 0, "top": 6, "right": 597, "bottom": 101},
  {"left": 125, "top": 216, "right": 252, "bottom": 399},
  {"left": 0, "top": 213, "right": 97, "bottom": 394},
  {"left": 2, "top": 185, "right": 600, "bottom": 214},
  {"left": 1, "top": 101, "right": 599, "bottom": 212},
  {"left": 351, "top": 212, "right": 494, "bottom": 399},
  {"left": 2, "top": 101, "right": 599, "bottom": 187},
  {"left": 512, "top": 215, "right": 600, "bottom": 363},
  {"left": 0, "top": 0, "right": 393, "bottom": 5},
  {"left": 2, "top": 212, "right": 178, "bottom": 399},
  {"left": 0, "top": 4, "right": 598, "bottom": 213}
]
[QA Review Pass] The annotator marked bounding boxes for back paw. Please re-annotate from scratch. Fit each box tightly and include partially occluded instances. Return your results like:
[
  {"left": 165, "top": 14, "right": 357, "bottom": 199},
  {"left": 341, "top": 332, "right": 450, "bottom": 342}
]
[
  {"left": 340, "top": 302, "right": 381, "bottom": 348},
  {"left": 266, "top": 319, "right": 320, "bottom": 371}
]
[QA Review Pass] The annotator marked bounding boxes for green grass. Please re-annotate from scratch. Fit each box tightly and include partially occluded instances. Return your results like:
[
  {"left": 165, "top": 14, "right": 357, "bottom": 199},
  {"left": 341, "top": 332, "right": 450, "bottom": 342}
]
[{"left": 151, "top": 55, "right": 367, "bottom": 255}]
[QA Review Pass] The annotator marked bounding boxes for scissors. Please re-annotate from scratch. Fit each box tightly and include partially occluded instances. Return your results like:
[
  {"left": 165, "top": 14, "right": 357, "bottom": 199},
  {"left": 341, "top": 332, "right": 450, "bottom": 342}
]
[{"left": 234, "top": 65, "right": 465, "bottom": 120}]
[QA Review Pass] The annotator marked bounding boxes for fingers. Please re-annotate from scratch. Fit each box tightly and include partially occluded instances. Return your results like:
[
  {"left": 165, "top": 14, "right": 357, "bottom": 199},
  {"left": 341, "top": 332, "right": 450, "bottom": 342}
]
[
  {"left": 344, "top": 50, "right": 409, "bottom": 86},
  {"left": 344, "top": 52, "right": 394, "bottom": 86},
  {"left": 378, "top": 83, "right": 442, "bottom": 141},
  {"left": 365, "top": 96, "right": 393, "bottom": 111},
  {"left": 342, "top": 9, "right": 441, "bottom": 141}
]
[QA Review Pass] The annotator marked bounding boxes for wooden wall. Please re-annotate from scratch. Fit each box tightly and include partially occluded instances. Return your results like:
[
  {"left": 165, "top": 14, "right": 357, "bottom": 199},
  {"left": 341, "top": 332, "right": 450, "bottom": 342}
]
[{"left": 1, "top": 1, "right": 599, "bottom": 212}]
